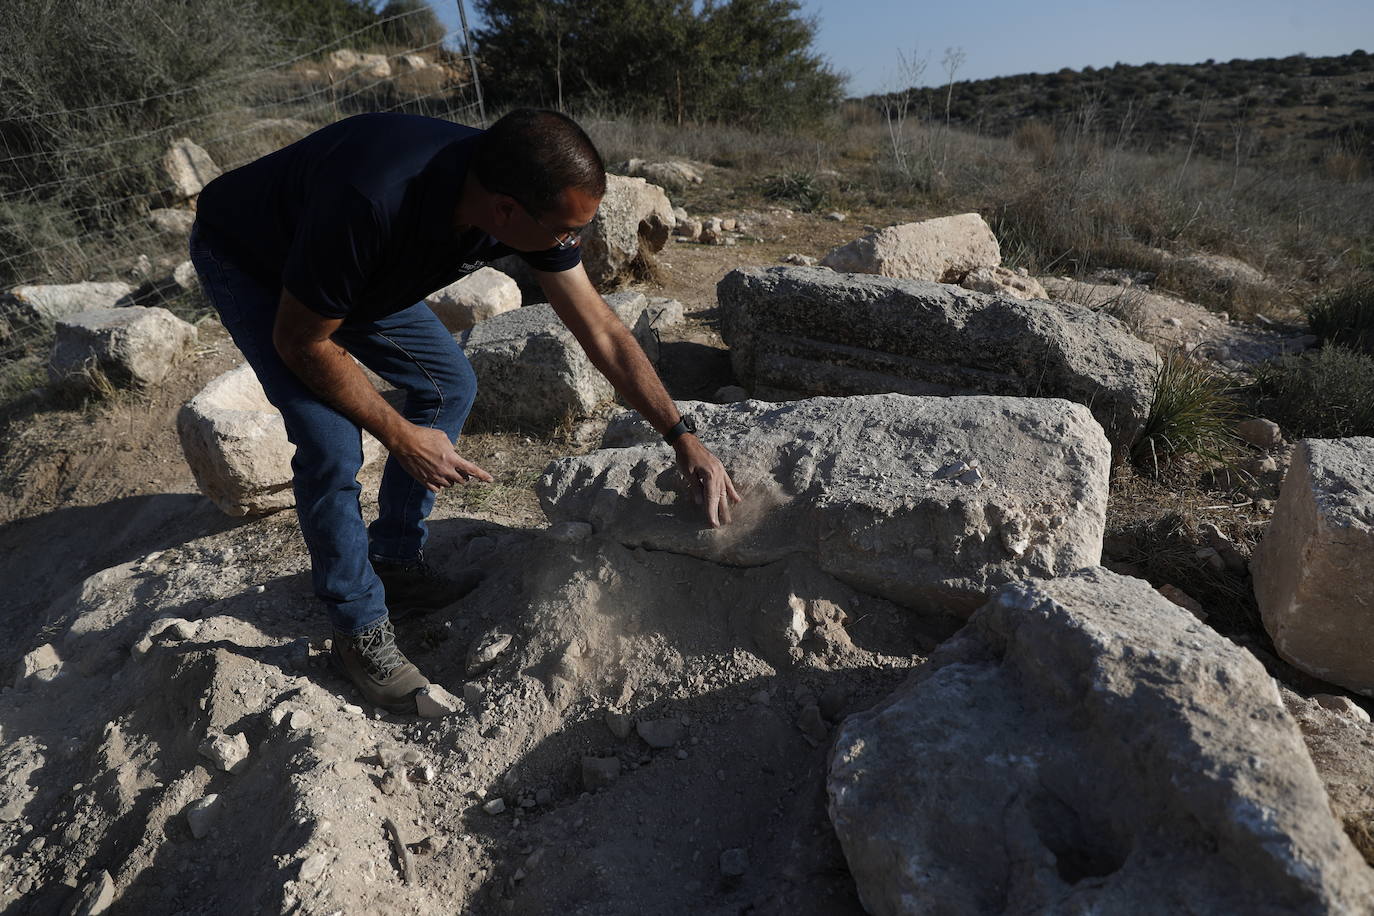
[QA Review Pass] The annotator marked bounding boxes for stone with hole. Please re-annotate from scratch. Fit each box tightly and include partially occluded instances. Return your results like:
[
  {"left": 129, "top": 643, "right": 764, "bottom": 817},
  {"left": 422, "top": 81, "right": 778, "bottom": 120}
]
[{"left": 828, "top": 567, "right": 1374, "bottom": 914}]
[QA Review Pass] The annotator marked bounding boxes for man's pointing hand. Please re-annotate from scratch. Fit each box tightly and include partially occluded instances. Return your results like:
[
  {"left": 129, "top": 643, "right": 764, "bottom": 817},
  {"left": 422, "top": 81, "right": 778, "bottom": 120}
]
[{"left": 392, "top": 425, "right": 493, "bottom": 493}]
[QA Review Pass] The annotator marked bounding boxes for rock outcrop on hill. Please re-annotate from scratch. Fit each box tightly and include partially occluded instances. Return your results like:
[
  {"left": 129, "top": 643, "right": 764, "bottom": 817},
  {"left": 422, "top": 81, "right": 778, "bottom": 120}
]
[
  {"left": 718, "top": 266, "right": 1159, "bottom": 449},
  {"left": 828, "top": 567, "right": 1374, "bottom": 915}
]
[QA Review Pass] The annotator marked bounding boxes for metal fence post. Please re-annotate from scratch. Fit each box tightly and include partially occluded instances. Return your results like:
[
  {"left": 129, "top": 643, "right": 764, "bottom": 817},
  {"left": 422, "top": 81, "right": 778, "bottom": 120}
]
[{"left": 454, "top": 0, "right": 486, "bottom": 126}]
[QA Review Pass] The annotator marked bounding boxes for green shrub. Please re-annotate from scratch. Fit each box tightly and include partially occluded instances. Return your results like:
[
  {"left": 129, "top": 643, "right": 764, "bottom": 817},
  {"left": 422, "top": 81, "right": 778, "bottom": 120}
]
[
  {"left": 760, "top": 171, "right": 827, "bottom": 211},
  {"left": 1251, "top": 346, "right": 1374, "bottom": 438},
  {"left": 1132, "top": 351, "right": 1243, "bottom": 473},
  {"left": 1305, "top": 276, "right": 1374, "bottom": 353}
]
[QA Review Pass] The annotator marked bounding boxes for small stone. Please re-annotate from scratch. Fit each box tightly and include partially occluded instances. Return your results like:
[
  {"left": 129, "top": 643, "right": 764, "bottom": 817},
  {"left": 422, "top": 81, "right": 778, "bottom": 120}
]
[
  {"left": 780, "top": 253, "right": 817, "bottom": 267},
  {"left": 604, "top": 709, "right": 633, "bottom": 740},
  {"left": 1314, "top": 694, "right": 1372, "bottom": 723},
  {"left": 467, "top": 630, "right": 514, "bottom": 675},
  {"left": 401, "top": 749, "right": 424, "bottom": 765},
  {"left": 463, "top": 683, "right": 486, "bottom": 706},
  {"left": 287, "top": 710, "right": 313, "bottom": 731},
  {"left": 721, "top": 218, "right": 737, "bottom": 231},
  {"left": 380, "top": 769, "right": 407, "bottom": 796},
  {"left": 168, "top": 619, "right": 201, "bottom": 641},
  {"left": 198, "top": 732, "right": 250, "bottom": 774},
  {"left": 581, "top": 756, "right": 621, "bottom": 791},
  {"left": 68, "top": 868, "right": 114, "bottom": 916},
  {"left": 548, "top": 521, "right": 593, "bottom": 543},
  {"left": 341, "top": 704, "right": 363, "bottom": 716},
  {"left": 417, "top": 764, "right": 437, "bottom": 784},
  {"left": 1236, "top": 418, "right": 1283, "bottom": 450},
  {"left": 720, "top": 847, "right": 749, "bottom": 877},
  {"left": 12, "top": 643, "right": 61, "bottom": 688},
  {"left": 676, "top": 749, "right": 689, "bottom": 760},
  {"left": 957, "top": 467, "right": 983, "bottom": 485},
  {"left": 636, "top": 718, "right": 684, "bottom": 749},
  {"left": 934, "top": 460, "right": 969, "bottom": 480},
  {"left": 482, "top": 798, "right": 507, "bottom": 815},
  {"left": 186, "top": 795, "right": 222, "bottom": 839},
  {"left": 824, "top": 212, "right": 846, "bottom": 221},
  {"left": 298, "top": 852, "right": 328, "bottom": 883},
  {"left": 416, "top": 685, "right": 462, "bottom": 718}
]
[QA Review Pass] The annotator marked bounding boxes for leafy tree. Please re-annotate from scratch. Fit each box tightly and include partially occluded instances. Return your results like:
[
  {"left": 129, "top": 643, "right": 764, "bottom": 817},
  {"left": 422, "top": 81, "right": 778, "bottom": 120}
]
[{"left": 471, "top": 0, "right": 843, "bottom": 127}]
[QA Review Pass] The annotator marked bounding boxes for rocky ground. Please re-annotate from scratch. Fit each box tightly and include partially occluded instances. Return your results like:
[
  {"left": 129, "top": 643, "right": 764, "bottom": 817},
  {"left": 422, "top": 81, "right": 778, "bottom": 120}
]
[{"left": 1, "top": 204, "right": 1370, "bottom": 916}]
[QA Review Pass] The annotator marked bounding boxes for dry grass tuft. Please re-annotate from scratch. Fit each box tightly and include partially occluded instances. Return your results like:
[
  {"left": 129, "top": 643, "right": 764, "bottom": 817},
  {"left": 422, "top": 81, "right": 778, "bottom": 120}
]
[{"left": 1132, "top": 351, "right": 1244, "bottom": 475}]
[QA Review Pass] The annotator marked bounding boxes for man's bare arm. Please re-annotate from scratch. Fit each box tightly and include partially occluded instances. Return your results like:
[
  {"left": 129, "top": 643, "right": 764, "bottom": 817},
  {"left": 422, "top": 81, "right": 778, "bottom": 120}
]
[
  {"left": 272, "top": 288, "right": 491, "bottom": 492},
  {"left": 535, "top": 264, "right": 741, "bottom": 526}
]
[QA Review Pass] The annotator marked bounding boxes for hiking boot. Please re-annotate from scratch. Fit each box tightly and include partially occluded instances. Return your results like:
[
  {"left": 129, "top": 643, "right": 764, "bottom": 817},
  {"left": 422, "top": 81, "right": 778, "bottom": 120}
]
[
  {"left": 330, "top": 618, "right": 428, "bottom": 713},
  {"left": 371, "top": 551, "right": 484, "bottom": 616}
]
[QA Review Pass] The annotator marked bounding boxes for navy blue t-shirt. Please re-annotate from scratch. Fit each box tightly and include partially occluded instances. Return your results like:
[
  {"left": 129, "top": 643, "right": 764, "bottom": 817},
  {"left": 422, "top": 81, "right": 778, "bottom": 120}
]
[{"left": 195, "top": 113, "right": 581, "bottom": 322}]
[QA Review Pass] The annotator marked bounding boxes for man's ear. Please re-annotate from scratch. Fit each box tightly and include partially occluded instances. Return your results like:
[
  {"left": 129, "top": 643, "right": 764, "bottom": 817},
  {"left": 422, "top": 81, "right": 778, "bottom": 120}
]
[{"left": 491, "top": 193, "right": 518, "bottom": 229}]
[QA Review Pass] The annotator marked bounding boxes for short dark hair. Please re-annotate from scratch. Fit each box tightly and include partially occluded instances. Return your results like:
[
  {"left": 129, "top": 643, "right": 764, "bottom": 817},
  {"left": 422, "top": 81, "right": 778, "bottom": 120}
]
[{"left": 472, "top": 109, "right": 606, "bottom": 216}]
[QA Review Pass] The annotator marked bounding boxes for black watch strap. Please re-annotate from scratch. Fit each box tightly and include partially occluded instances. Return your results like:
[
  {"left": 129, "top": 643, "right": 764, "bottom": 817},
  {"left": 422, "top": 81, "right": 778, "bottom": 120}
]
[{"left": 664, "top": 414, "right": 696, "bottom": 445}]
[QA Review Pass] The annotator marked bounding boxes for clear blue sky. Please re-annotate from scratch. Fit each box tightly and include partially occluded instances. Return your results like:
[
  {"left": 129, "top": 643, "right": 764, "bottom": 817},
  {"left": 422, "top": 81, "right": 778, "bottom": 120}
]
[{"left": 430, "top": 0, "right": 1373, "bottom": 97}]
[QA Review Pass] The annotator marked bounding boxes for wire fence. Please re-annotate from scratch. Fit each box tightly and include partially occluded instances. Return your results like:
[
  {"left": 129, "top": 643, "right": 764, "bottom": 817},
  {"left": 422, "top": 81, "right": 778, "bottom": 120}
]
[{"left": 0, "top": 7, "right": 485, "bottom": 389}]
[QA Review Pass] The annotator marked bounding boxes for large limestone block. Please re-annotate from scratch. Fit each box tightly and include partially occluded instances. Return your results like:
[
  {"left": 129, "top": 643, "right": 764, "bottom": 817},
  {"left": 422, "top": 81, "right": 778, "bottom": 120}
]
[
  {"left": 177, "top": 364, "right": 384, "bottom": 517},
  {"left": 540, "top": 394, "right": 1110, "bottom": 613},
  {"left": 580, "top": 174, "right": 674, "bottom": 288},
  {"left": 718, "top": 266, "right": 1159, "bottom": 449},
  {"left": 0, "top": 282, "right": 134, "bottom": 326},
  {"left": 49, "top": 306, "right": 197, "bottom": 390},
  {"left": 819, "top": 212, "right": 1001, "bottom": 281},
  {"left": 1253, "top": 437, "right": 1374, "bottom": 695},
  {"left": 461, "top": 291, "right": 682, "bottom": 430},
  {"left": 828, "top": 568, "right": 1374, "bottom": 915},
  {"left": 162, "top": 138, "right": 221, "bottom": 199},
  {"left": 425, "top": 267, "right": 521, "bottom": 332}
]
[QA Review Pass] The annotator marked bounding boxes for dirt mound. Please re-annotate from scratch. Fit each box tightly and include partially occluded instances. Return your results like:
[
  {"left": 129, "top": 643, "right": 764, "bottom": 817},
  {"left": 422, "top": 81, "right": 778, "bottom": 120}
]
[{"left": 1, "top": 497, "right": 943, "bottom": 914}]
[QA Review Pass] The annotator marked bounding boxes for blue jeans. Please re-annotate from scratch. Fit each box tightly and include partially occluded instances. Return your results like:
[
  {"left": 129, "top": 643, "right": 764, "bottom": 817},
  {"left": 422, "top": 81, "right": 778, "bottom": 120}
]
[{"left": 188, "top": 222, "right": 478, "bottom": 634}]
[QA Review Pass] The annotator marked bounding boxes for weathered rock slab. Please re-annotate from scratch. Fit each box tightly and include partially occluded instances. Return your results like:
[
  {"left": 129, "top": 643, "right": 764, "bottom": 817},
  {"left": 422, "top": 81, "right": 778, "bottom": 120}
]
[
  {"left": 718, "top": 266, "right": 1158, "bottom": 448},
  {"left": 462, "top": 291, "right": 682, "bottom": 430},
  {"left": 1252, "top": 437, "right": 1374, "bottom": 695},
  {"left": 580, "top": 174, "right": 674, "bottom": 288},
  {"left": 177, "top": 363, "right": 384, "bottom": 516},
  {"left": 819, "top": 212, "right": 1000, "bottom": 281},
  {"left": 828, "top": 567, "right": 1374, "bottom": 915},
  {"left": 542, "top": 394, "right": 1110, "bottom": 613},
  {"left": 1, "top": 282, "right": 134, "bottom": 326},
  {"left": 425, "top": 267, "right": 521, "bottom": 332},
  {"left": 48, "top": 306, "right": 197, "bottom": 390}
]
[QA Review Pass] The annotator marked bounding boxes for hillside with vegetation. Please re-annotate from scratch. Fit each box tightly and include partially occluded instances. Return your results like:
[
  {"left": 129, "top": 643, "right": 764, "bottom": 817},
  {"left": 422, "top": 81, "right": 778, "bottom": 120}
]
[{"left": 870, "top": 50, "right": 1374, "bottom": 170}]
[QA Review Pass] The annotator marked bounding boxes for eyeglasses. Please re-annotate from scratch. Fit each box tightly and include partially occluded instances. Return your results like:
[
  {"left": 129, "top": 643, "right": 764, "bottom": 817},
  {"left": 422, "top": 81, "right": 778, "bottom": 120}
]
[{"left": 511, "top": 195, "right": 591, "bottom": 250}]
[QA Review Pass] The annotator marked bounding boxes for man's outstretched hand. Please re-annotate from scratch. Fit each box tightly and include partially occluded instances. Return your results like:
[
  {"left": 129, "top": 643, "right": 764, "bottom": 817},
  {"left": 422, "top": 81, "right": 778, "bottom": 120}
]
[
  {"left": 391, "top": 425, "right": 493, "bottom": 494},
  {"left": 674, "top": 434, "right": 742, "bottom": 528}
]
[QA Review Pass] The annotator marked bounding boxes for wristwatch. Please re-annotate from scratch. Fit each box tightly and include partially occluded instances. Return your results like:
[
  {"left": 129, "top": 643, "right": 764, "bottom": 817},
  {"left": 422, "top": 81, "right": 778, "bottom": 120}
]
[{"left": 663, "top": 413, "right": 696, "bottom": 445}]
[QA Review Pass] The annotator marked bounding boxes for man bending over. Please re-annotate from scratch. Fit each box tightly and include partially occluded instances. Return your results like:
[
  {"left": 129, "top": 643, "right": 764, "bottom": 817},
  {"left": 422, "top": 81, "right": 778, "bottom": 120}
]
[{"left": 189, "top": 109, "right": 740, "bottom": 712}]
